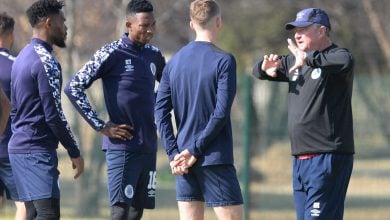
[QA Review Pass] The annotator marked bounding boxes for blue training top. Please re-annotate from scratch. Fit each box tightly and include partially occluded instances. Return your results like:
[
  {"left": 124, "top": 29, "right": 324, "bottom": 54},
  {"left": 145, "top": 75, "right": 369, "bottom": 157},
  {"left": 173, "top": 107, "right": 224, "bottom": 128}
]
[
  {"left": 155, "top": 41, "right": 237, "bottom": 166},
  {"left": 0, "top": 48, "right": 14, "bottom": 160},
  {"left": 65, "top": 34, "right": 165, "bottom": 153},
  {"left": 9, "top": 38, "right": 80, "bottom": 158}
]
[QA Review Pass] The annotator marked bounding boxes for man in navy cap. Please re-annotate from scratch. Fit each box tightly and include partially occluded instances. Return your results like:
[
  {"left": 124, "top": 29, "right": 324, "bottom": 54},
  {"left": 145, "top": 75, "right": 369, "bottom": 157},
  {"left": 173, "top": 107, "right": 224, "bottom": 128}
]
[{"left": 253, "top": 8, "right": 354, "bottom": 220}]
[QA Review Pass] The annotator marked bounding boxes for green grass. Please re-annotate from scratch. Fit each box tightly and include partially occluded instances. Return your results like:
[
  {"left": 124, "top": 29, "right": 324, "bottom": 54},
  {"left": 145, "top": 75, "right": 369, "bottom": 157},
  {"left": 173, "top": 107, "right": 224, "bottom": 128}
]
[{"left": 2, "top": 147, "right": 390, "bottom": 219}]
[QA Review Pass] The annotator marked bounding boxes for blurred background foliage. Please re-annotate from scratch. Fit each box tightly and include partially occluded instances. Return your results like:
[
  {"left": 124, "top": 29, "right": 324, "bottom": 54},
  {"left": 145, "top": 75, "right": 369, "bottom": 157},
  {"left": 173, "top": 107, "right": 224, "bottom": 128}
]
[{"left": 1, "top": 0, "right": 390, "bottom": 219}]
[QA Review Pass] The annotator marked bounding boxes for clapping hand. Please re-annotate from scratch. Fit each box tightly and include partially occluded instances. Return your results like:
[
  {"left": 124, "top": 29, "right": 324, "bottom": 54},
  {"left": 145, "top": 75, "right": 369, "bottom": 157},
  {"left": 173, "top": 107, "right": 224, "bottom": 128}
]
[{"left": 261, "top": 53, "right": 280, "bottom": 77}]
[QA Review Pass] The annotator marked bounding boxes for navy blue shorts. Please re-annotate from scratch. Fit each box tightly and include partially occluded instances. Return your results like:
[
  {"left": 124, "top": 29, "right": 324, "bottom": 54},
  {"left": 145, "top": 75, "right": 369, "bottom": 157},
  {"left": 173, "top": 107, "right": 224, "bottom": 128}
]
[
  {"left": 293, "top": 153, "right": 353, "bottom": 220},
  {"left": 106, "top": 150, "right": 156, "bottom": 209},
  {"left": 176, "top": 164, "right": 243, "bottom": 207},
  {"left": 0, "top": 159, "right": 20, "bottom": 201},
  {"left": 9, "top": 152, "right": 60, "bottom": 201}
]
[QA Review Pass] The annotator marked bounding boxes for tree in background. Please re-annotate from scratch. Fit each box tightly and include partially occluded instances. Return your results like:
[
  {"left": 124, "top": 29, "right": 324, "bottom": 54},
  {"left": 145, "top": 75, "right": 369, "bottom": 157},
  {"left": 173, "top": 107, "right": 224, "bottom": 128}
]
[{"left": 1, "top": 0, "right": 390, "bottom": 217}]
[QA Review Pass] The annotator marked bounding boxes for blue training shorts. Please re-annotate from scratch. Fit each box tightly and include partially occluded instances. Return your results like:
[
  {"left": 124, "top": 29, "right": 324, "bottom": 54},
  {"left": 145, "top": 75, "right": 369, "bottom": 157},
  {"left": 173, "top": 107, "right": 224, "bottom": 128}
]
[
  {"left": 293, "top": 153, "right": 353, "bottom": 220},
  {"left": 106, "top": 150, "right": 156, "bottom": 209},
  {"left": 0, "top": 159, "right": 20, "bottom": 201},
  {"left": 176, "top": 164, "right": 243, "bottom": 207},
  {"left": 9, "top": 152, "right": 60, "bottom": 202}
]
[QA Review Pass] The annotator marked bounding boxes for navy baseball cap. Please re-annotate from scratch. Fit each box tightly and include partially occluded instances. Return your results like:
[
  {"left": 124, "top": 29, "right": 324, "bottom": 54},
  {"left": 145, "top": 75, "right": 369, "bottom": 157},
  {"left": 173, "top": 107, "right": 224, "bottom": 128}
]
[{"left": 285, "top": 8, "right": 331, "bottom": 30}]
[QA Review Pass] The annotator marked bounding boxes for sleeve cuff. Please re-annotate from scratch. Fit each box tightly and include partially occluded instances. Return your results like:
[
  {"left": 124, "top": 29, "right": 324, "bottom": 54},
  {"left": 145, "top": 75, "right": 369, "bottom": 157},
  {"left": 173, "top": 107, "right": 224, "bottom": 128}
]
[
  {"left": 167, "top": 148, "right": 180, "bottom": 161},
  {"left": 252, "top": 61, "right": 262, "bottom": 78},
  {"left": 188, "top": 140, "right": 203, "bottom": 158},
  {"left": 67, "top": 148, "right": 81, "bottom": 158},
  {"left": 95, "top": 120, "right": 106, "bottom": 131}
]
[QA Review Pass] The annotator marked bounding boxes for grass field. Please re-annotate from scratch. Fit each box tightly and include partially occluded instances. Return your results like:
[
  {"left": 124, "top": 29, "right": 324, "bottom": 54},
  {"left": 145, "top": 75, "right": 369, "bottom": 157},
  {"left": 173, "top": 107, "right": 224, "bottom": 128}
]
[{"left": 1, "top": 145, "right": 390, "bottom": 220}]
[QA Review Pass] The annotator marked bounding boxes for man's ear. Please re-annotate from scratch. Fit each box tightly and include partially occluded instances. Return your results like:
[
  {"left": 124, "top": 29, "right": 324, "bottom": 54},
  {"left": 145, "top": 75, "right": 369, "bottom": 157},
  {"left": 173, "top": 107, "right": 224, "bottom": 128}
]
[
  {"left": 216, "top": 16, "right": 221, "bottom": 29},
  {"left": 319, "top": 26, "right": 327, "bottom": 36},
  {"left": 126, "top": 20, "right": 132, "bottom": 29},
  {"left": 45, "top": 17, "right": 51, "bottom": 27},
  {"left": 189, "top": 20, "right": 195, "bottom": 31}
]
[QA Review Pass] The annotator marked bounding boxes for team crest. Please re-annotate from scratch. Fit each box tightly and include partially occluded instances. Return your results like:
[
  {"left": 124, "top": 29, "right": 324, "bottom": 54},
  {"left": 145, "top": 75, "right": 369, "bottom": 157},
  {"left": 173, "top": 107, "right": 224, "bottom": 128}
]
[
  {"left": 150, "top": 63, "right": 156, "bottom": 76},
  {"left": 124, "top": 184, "right": 134, "bottom": 199},
  {"left": 311, "top": 68, "right": 321, "bottom": 79}
]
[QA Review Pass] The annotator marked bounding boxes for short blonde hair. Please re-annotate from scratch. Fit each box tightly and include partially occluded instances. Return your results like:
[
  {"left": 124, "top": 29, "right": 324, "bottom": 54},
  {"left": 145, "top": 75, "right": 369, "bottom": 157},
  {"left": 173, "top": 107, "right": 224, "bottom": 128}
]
[{"left": 190, "top": 0, "right": 220, "bottom": 27}]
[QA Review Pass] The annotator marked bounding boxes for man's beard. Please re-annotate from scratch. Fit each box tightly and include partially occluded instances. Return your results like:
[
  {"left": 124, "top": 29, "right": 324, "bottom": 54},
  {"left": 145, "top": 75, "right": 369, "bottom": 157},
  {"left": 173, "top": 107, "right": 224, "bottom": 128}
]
[{"left": 53, "top": 36, "right": 66, "bottom": 48}]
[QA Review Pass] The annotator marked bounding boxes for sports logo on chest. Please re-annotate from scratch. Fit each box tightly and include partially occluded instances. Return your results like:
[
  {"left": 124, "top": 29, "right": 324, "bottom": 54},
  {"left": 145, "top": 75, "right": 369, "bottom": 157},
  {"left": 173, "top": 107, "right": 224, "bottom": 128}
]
[
  {"left": 150, "top": 62, "right": 156, "bottom": 76},
  {"left": 311, "top": 68, "right": 322, "bottom": 79},
  {"left": 124, "top": 59, "right": 134, "bottom": 72}
]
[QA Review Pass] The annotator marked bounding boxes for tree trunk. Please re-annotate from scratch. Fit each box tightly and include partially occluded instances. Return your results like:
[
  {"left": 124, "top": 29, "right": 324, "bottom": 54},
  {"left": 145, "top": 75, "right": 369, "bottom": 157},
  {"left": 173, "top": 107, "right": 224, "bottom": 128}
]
[
  {"left": 362, "top": 0, "right": 390, "bottom": 69},
  {"left": 65, "top": 0, "right": 107, "bottom": 216}
]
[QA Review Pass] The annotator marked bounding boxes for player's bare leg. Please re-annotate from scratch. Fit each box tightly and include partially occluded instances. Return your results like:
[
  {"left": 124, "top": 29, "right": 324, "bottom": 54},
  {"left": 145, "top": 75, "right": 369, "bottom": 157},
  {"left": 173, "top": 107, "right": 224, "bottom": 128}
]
[
  {"left": 213, "top": 204, "right": 243, "bottom": 220},
  {"left": 14, "top": 201, "right": 26, "bottom": 220},
  {"left": 178, "top": 201, "right": 204, "bottom": 220}
]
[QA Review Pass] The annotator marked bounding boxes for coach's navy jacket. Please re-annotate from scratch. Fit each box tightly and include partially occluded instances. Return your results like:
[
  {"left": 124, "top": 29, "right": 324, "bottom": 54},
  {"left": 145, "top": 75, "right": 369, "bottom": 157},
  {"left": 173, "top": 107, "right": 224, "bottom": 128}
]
[
  {"left": 253, "top": 44, "right": 355, "bottom": 156},
  {"left": 65, "top": 34, "right": 165, "bottom": 153},
  {"left": 9, "top": 38, "right": 80, "bottom": 158}
]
